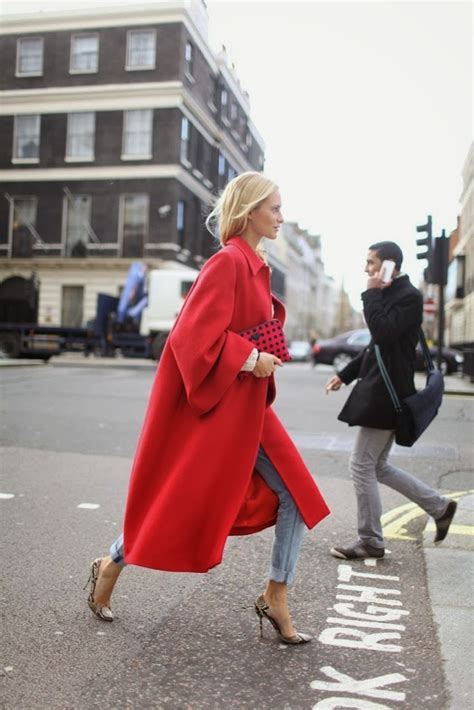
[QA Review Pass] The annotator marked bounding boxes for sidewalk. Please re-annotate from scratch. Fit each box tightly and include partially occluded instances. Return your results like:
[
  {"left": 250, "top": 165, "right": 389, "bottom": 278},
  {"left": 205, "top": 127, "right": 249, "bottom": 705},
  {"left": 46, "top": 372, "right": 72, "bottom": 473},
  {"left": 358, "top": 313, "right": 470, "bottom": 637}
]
[
  {"left": 423, "top": 493, "right": 474, "bottom": 709},
  {"left": 3, "top": 356, "right": 474, "bottom": 394}
]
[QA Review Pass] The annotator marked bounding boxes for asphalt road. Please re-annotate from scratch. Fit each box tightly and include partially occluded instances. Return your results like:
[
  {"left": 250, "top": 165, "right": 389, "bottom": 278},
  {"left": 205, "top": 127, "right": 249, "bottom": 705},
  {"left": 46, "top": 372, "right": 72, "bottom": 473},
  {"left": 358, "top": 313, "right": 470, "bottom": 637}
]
[{"left": 1, "top": 363, "right": 472, "bottom": 709}]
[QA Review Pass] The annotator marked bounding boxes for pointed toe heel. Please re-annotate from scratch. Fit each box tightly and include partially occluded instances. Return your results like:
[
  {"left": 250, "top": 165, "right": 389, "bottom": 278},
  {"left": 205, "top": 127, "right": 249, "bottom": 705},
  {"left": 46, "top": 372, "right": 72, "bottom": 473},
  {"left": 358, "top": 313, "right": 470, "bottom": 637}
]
[
  {"left": 254, "top": 594, "right": 312, "bottom": 645},
  {"left": 84, "top": 558, "right": 114, "bottom": 622}
]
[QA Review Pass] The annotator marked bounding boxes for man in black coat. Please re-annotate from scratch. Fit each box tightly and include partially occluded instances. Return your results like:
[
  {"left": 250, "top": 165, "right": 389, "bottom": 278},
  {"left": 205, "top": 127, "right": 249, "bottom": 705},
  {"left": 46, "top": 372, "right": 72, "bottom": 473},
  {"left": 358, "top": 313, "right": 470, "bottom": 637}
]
[{"left": 326, "top": 241, "right": 457, "bottom": 559}]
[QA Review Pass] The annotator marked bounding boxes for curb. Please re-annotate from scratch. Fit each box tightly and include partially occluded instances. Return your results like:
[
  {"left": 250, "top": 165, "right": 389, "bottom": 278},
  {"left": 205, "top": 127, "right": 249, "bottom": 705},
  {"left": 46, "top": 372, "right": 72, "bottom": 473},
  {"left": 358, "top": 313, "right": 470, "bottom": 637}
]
[{"left": 422, "top": 493, "right": 474, "bottom": 709}]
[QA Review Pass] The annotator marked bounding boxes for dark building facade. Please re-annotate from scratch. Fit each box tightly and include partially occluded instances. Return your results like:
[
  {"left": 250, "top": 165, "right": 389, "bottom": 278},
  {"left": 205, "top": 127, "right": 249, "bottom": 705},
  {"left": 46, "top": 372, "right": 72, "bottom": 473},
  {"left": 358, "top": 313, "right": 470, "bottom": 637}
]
[{"left": 0, "top": 1, "right": 265, "bottom": 325}]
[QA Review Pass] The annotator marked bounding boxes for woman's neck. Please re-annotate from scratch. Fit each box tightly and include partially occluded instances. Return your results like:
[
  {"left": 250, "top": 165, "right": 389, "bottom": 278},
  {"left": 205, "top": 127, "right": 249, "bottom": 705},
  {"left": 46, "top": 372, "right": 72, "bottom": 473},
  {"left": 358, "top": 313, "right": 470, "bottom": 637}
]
[{"left": 238, "top": 230, "right": 261, "bottom": 253}]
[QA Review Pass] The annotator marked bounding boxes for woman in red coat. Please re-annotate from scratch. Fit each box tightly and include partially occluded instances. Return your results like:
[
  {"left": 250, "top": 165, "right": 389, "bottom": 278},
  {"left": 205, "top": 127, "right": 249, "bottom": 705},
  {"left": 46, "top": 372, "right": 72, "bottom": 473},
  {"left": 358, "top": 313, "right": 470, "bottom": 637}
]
[{"left": 85, "top": 172, "right": 329, "bottom": 644}]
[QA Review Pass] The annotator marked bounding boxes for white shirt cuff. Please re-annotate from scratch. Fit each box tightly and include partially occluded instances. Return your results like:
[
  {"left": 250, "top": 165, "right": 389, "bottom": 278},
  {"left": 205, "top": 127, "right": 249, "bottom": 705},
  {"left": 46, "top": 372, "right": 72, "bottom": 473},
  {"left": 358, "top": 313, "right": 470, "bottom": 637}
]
[{"left": 241, "top": 347, "right": 259, "bottom": 371}]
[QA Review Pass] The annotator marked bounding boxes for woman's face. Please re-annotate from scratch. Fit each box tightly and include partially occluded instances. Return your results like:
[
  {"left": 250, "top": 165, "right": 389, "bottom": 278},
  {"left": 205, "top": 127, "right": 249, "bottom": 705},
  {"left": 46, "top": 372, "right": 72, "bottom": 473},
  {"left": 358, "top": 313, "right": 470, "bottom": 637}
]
[{"left": 248, "top": 191, "right": 284, "bottom": 240}]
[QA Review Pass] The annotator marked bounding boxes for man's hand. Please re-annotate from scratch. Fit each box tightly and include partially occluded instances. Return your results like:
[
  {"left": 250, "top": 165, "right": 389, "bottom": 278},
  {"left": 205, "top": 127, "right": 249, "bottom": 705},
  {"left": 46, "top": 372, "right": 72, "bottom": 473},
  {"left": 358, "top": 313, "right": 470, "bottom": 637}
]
[
  {"left": 252, "top": 352, "right": 282, "bottom": 378},
  {"left": 367, "top": 270, "right": 392, "bottom": 290},
  {"left": 326, "top": 374, "right": 343, "bottom": 394}
]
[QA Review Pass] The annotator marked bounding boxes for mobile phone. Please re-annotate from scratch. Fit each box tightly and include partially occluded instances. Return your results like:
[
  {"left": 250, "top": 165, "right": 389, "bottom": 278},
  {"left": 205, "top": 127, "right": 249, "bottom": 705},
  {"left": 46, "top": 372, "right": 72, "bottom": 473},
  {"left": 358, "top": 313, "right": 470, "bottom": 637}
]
[{"left": 381, "top": 260, "right": 395, "bottom": 282}]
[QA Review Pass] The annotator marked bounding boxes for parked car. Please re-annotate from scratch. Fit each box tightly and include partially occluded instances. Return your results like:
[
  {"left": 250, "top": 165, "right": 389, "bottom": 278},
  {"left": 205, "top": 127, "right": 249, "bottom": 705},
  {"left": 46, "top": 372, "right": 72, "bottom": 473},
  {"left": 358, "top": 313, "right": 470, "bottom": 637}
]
[
  {"left": 312, "top": 329, "right": 463, "bottom": 375},
  {"left": 288, "top": 340, "right": 312, "bottom": 362}
]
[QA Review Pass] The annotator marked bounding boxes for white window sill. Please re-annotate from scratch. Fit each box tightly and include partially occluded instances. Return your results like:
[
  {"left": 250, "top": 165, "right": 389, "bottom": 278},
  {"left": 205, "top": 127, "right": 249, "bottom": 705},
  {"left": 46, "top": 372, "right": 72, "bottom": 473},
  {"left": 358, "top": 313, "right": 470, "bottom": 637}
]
[
  {"left": 207, "top": 102, "right": 218, "bottom": 114},
  {"left": 69, "top": 68, "right": 98, "bottom": 74},
  {"left": 192, "top": 169, "right": 203, "bottom": 179},
  {"left": 222, "top": 117, "right": 231, "bottom": 127},
  {"left": 181, "top": 158, "right": 192, "bottom": 169},
  {"left": 125, "top": 65, "right": 156, "bottom": 71},
  {"left": 15, "top": 72, "right": 43, "bottom": 78},
  {"left": 121, "top": 155, "right": 152, "bottom": 161},
  {"left": 232, "top": 130, "right": 241, "bottom": 140},
  {"left": 12, "top": 158, "right": 40, "bottom": 164},
  {"left": 203, "top": 179, "right": 213, "bottom": 189},
  {"left": 184, "top": 71, "right": 195, "bottom": 83},
  {"left": 64, "top": 156, "right": 95, "bottom": 162}
]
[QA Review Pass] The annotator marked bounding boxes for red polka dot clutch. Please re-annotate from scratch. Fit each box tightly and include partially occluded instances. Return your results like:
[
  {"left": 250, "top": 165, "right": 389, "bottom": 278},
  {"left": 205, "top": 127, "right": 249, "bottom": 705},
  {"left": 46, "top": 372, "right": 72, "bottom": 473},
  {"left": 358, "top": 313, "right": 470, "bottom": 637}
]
[{"left": 239, "top": 318, "right": 291, "bottom": 362}]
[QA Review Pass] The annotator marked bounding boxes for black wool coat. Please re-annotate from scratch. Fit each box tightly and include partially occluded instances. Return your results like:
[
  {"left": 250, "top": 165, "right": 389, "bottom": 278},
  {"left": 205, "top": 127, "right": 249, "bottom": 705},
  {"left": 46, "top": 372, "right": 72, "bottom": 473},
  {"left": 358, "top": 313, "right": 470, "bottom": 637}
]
[{"left": 337, "top": 275, "right": 423, "bottom": 430}]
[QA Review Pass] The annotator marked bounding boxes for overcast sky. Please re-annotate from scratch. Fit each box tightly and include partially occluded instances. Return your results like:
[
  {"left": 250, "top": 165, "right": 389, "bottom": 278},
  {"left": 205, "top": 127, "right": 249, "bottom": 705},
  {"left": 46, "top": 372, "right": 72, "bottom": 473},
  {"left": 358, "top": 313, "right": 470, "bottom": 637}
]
[{"left": 3, "top": 0, "right": 472, "bottom": 308}]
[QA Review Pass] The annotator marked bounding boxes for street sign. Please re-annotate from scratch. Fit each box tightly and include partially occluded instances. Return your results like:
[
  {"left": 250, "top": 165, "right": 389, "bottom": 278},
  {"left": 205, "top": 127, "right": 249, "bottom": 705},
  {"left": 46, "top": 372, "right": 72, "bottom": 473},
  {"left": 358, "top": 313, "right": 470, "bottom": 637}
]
[{"left": 423, "top": 298, "right": 436, "bottom": 315}]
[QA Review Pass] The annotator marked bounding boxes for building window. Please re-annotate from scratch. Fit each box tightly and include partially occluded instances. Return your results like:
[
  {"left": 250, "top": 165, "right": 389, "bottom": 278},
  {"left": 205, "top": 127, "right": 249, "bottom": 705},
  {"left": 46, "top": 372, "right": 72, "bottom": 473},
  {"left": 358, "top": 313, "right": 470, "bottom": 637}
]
[
  {"left": 64, "top": 194, "right": 91, "bottom": 257},
  {"left": 246, "top": 131, "right": 253, "bottom": 148},
  {"left": 10, "top": 197, "right": 37, "bottom": 258},
  {"left": 220, "top": 89, "right": 228, "bottom": 111},
  {"left": 126, "top": 30, "right": 156, "bottom": 70},
  {"left": 218, "top": 152, "right": 226, "bottom": 176},
  {"left": 66, "top": 112, "right": 95, "bottom": 161},
  {"left": 227, "top": 165, "right": 236, "bottom": 181},
  {"left": 180, "top": 117, "right": 190, "bottom": 164},
  {"left": 70, "top": 34, "right": 99, "bottom": 73},
  {"left": 177, "top": 200, "right": 185, "bottom": 247},
  {"left": 230, "top": 101, "right": 238, "bottom": 122},
  {"left": 185, "top": 41, "right": 194, "bottom": 77},
  {"left": 16, "top": 37, "right": 43, "bottom": 76},
  {"left": 122, "top": 110, "right": 153, "bottom": 159},
  {"left": 121, "top": 194, "right": 149, "bottom": 257},
  {"left": 13, "top": 114, "right": 40, "bottom": 162}
]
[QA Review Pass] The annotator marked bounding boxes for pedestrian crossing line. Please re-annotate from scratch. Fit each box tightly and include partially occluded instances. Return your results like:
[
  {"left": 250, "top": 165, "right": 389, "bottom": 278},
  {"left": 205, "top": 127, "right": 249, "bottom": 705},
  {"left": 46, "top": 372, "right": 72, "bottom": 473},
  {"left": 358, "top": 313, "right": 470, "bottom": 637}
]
[{"left": 381, "top": 489, "right": 474, "bottom": 541}]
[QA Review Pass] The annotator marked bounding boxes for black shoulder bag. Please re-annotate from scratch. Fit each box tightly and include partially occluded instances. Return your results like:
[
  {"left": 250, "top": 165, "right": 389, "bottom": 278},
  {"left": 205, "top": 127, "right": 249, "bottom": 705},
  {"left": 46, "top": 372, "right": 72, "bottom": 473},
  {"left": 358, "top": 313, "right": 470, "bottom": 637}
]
[{"left": 374, "top": 329, "right": 444, "bottom": 447}]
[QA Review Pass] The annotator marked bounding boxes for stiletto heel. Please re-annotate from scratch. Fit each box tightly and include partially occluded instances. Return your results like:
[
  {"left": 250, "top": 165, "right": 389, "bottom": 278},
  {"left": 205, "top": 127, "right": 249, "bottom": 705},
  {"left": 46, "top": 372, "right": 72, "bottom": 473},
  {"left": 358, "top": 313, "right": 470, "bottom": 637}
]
[
  {"left": 254, "top": 594, "right": 312, "bottom": 645},
  {"left": 85, "top": 558, "right": 114, "bottom": 622}
]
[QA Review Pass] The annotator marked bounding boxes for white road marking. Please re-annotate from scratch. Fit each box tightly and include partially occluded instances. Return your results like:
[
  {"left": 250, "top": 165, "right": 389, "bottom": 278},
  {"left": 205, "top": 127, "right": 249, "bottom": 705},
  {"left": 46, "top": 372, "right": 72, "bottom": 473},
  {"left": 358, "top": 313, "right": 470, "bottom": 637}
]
[
  {"left": 4, "top": 667, "right": 13, "bottom": 673},
  {"left": 96, "top": 631, "right": 106, "bottom": 636},
  {"left": 364, "top": 559, "right": 377, "bottom": 567},
  {"left": 0, "top": 493, "right": 15, "bottom": 499},
  {"left": 311, "top": 666, "right": 407, "bottom": 701},
  {"left": 77, "top": 503, "right": 100, "bottom": 510}
]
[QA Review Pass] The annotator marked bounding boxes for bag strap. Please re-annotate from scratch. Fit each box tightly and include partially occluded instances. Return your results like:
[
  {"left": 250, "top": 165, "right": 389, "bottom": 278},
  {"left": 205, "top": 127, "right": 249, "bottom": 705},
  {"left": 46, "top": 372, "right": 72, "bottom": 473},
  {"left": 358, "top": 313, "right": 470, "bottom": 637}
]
[
  {"left": 374, "top": 344, "right": 402, "bottom": 412},
  {"left": 417, "top": 327, "right": 435, "bottom": 371},
  {"left": 374, "top": 327, "right": 434, "bottom": 414}
]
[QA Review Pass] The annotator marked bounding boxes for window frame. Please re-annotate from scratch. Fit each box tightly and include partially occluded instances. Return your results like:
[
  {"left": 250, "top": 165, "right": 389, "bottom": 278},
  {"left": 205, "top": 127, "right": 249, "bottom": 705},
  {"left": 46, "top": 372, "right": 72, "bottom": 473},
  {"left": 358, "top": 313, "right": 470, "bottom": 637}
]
[
  {"left": 8, "top": 195, "right": 38, "bottom": 258},
  {"left": 180, "top": 116, "right": 191, "bottom": 166},
  {"left": 176, "top": 200, "right": 186, "bottom": 248},
  {"left": 125, "top": 29, "right": 157, "bottom": 71},
  {"left": 12, "top": 114, "right": 41, "bottom": 164},
  {"left": 118, "top": 193, "right": 150, "bottom": 257},
  {"left": 16, "top": 36, "right": 44, "bottom": 77},
  {"left": 62, "top": 193, "right": 92, "bottom": 257},
  {"left": 184, "top": 40, "right": 194, "bottom": 80},
  {"left": 65, "top": 112, "right": 96, "bottom": 162},
  {"left": 121, "top": 109, "right": 153, "bottom": 160},
  {"left": 69, "top": 33, "right": 99, "bottom": 75}
]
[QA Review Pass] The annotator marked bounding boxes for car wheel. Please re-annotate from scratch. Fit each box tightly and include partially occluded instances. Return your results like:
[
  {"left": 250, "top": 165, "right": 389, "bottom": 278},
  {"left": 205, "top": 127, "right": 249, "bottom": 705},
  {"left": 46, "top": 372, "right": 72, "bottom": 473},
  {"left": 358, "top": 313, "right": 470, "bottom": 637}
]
[{"left": 333, "top": 352, "right": 352, "bottom": 372}]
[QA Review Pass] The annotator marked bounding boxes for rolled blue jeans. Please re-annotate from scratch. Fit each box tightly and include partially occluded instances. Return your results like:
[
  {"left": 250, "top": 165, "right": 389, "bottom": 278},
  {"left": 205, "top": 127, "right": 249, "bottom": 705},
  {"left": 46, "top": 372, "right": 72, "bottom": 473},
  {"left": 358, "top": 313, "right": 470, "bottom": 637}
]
[{"left": 110, "top": 446, "right": 306, "bottom": 585}]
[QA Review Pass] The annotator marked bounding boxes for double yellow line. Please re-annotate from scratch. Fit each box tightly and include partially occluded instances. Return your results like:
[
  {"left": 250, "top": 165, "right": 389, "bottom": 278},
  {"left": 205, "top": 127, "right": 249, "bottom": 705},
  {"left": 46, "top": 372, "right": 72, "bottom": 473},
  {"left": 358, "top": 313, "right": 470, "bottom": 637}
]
[{"left": 381, "top": 489, "right": 474, "bottom": 541}]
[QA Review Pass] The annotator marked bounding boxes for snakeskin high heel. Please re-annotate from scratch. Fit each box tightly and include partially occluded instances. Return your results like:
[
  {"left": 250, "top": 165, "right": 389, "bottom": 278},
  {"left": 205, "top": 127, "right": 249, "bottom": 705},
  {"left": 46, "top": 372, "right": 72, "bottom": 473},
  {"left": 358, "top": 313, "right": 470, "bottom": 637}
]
[
  {"left": 255, "top": 594, "right": 312, "bottom": 645},
  {"left": 84, "top": 558, "right": 114, "bottom": 622}
]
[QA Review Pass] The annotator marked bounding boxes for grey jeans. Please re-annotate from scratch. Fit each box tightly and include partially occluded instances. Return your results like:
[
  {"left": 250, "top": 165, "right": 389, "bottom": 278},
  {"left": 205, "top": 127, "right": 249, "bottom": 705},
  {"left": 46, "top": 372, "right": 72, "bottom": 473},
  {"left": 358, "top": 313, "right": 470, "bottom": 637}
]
[
  {"left": 350, "top": 427, "right": 448, "bottom": 548},
  {"left": 110, "top": 447, "right": 306, "bottom": 584}
]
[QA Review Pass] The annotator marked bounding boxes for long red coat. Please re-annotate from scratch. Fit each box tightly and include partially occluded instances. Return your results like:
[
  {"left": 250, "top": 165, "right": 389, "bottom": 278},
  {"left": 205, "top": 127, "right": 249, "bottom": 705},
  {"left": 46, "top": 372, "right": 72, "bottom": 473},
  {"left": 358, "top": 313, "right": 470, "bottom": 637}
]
[{"left": 123, "top": 236, "right": 330, "bottom": 572}]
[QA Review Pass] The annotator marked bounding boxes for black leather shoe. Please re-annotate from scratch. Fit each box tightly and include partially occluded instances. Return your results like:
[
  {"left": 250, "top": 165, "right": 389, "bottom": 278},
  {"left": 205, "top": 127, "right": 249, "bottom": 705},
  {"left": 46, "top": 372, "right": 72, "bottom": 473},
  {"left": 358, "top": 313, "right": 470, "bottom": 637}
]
[
  {"left": 330, "top": 541, "right": 385, "bottom": 560},
  {"left": 434, "top": 500, "right": 457, "bottom": 544}
]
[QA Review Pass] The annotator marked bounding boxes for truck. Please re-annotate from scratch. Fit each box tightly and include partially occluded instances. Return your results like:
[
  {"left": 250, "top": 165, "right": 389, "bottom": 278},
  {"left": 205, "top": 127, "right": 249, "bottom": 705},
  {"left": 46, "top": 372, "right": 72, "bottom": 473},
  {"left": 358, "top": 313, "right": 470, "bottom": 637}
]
[{"left": 0, "top": 265, "right": 199, "bottom": 361}]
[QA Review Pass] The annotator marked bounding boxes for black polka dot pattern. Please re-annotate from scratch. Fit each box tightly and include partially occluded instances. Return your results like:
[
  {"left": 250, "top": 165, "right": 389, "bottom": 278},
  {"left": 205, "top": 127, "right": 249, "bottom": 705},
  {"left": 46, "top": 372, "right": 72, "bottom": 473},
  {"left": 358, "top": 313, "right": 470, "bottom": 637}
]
[{"left": 239, "top": 318, "right": 291, "bottom": 362}]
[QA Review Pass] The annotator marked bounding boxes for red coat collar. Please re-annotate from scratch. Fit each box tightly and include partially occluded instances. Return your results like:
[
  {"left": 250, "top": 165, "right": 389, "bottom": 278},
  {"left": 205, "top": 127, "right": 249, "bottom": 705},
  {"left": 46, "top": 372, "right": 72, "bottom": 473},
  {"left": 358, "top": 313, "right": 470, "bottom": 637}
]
[{"left": 226, "top": 236, "right": 268, "bottom": 276}]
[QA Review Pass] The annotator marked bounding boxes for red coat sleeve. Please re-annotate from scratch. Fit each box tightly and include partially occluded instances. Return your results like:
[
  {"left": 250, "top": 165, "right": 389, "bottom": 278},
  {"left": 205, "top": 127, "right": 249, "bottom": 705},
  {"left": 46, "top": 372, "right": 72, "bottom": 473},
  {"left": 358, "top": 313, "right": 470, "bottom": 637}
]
[{"left": 169, "top": 250, "right": 254, "bottom": 416}]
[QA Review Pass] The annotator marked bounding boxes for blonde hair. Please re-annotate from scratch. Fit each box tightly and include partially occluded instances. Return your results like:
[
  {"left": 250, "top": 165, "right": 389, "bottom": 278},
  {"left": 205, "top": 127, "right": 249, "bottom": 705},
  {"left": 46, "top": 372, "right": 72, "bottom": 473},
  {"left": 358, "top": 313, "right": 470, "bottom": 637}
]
[{"left": 205, "top": 171, "right": 278, "bottom": 248}]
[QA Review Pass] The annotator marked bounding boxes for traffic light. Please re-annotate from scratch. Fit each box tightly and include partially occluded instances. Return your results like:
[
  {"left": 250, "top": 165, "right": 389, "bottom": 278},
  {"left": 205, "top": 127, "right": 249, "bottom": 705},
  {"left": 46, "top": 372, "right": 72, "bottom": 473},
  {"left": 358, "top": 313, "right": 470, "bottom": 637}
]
[
  {"left": 432, "top": 230, "right": 450, "bottom": 286},
  {"left": 416, "top": 215, "right": 433, "bottom": 283}
]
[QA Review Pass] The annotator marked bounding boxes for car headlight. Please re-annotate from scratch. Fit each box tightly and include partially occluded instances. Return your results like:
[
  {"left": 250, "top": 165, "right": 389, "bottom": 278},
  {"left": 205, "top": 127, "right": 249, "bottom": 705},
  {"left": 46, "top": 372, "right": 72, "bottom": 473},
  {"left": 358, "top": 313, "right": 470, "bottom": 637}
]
[{"left": 455, "top": 354, "right": 464, "bottom": 363}]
